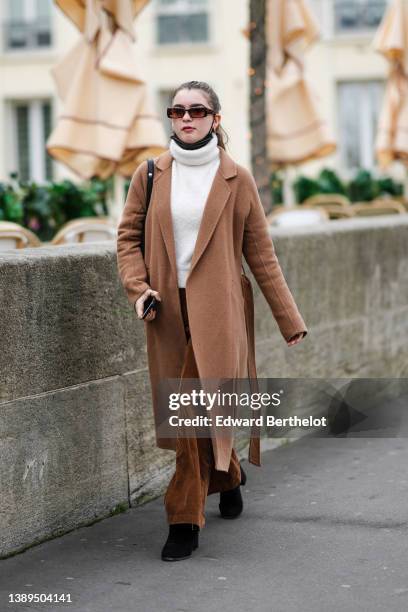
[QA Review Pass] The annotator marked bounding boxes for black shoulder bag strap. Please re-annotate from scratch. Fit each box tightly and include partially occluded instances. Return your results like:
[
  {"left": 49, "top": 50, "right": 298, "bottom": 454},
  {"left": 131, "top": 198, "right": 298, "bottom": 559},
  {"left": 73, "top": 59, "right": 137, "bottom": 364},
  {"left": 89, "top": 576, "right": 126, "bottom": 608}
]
[{"left": 140, "top": 158, "right": 154, "bottom": 260}]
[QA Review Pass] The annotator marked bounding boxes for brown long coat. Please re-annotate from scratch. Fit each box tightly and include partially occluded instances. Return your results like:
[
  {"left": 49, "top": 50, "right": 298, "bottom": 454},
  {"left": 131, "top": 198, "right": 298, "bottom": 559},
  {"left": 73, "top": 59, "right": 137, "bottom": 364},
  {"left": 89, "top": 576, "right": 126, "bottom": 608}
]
[{"left": 116, "top": 146, "right": 308, "bottom": 472}]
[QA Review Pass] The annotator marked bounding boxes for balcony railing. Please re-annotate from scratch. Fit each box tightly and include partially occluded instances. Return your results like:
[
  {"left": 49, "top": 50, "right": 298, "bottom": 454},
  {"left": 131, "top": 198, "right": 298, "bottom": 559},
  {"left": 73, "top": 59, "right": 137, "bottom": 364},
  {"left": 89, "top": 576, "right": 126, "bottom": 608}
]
[
  {"left": 334, "top": 0, "right": 386, "bottom": 34},
  {"left": 3, "top": 18, "right": 52, "bottom": 51}
]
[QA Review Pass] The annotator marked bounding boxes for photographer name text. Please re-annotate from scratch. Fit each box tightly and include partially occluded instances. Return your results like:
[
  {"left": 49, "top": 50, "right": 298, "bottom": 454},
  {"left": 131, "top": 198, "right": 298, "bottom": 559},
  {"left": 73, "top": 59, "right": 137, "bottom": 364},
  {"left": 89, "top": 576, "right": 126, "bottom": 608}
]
[{"left": 168, "top": 415, "right": 327, "bottom": 428}]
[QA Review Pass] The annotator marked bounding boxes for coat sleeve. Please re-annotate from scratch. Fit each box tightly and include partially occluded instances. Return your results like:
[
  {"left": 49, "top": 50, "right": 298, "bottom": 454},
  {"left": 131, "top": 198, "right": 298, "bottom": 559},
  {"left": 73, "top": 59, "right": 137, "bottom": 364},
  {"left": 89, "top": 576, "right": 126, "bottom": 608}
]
[
  {"left": 116, "top": 160, "right": 151, "bottom": 306},
  {"left": 242, "top": 170, "right": 308, "bottom": 342}
]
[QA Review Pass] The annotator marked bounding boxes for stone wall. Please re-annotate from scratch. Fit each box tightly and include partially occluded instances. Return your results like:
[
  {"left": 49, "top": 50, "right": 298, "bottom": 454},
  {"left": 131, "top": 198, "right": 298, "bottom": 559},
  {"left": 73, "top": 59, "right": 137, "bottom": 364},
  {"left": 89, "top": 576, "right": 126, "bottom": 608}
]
[{"left": 1, "top": 215, "right": 407, "bottom": 557}]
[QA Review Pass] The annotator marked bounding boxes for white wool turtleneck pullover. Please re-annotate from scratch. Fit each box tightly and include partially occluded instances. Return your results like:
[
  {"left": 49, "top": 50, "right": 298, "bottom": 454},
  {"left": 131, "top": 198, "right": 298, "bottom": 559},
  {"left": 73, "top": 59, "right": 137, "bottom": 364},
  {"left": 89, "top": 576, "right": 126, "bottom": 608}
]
[{"left": 169, "top": 132, "right": 220, "bottom": 288}]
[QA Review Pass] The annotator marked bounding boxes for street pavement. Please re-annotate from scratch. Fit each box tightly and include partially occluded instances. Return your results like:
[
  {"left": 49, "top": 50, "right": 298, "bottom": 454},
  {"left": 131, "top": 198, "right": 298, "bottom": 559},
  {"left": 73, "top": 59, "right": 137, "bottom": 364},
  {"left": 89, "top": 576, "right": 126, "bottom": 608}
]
[{"left": 2, "top": 419, "right": 408, "bottom": 612}]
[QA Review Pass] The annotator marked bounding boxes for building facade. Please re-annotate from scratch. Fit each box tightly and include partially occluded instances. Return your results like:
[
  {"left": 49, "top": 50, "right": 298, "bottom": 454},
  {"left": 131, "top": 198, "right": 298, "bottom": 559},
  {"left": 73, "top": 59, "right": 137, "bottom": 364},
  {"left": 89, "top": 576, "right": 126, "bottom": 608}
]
[
  {"left": 0, "top": 0, "right": 399, "bottom": 186},
  {"left": 307, "top": 0, "right": 391, "bottom": 179},
  {"left": 0, "top": 0, "right": 250, "bottom": 183}
]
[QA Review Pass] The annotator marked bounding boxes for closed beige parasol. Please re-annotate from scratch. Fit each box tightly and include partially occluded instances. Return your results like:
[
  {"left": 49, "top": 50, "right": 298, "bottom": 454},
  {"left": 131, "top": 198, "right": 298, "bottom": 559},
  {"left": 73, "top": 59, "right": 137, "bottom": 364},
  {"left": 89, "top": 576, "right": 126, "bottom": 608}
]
[
  {"left": 54, "top": 0, "right": 150, "bottom": 39},
  {"left": 265, "top": 0, "right": 336, "bottom": 168},
  {"left": 47, "top": 0, "right": 167, "bottom": 179},
  {"left": 374, "top": 0, "right": 408, "bottom": 168}
]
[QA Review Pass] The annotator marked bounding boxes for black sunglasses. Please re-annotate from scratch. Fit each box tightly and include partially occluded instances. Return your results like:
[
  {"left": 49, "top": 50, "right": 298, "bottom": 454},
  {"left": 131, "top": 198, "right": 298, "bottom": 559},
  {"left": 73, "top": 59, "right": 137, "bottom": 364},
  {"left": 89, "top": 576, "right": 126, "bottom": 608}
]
[{"left": 167, "top": 105, "right": 216, "bottom": 119}]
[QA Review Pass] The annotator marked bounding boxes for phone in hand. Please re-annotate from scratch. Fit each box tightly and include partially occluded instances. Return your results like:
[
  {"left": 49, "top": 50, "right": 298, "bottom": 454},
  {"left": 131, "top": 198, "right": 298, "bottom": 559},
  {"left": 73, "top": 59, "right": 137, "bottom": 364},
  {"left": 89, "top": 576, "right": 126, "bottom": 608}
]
[{"left": 142, "top": 295, "right": 158, "bottom": 319}]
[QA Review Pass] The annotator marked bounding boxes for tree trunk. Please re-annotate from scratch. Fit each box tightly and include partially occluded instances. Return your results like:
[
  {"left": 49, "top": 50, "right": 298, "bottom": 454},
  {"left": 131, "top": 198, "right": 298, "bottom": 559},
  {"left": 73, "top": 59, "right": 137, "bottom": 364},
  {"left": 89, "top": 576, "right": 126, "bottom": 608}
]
[{"left": 249, "top": 0, "right": 272, "bottom": 214}]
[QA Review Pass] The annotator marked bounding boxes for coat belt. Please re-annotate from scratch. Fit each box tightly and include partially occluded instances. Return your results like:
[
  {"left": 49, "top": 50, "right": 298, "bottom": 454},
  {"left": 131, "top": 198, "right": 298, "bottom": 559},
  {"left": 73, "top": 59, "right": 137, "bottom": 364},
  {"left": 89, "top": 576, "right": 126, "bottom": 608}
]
[{"left": 241, "top": 273, "right": 261, "bottom": 467}]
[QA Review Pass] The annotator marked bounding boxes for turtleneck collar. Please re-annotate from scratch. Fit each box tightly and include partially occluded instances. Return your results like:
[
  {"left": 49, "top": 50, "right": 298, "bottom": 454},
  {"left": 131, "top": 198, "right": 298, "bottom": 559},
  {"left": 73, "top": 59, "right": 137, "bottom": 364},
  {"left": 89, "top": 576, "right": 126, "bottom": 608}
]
[{"left": 169, "top": 132, "right": 219, "bottom": 166}]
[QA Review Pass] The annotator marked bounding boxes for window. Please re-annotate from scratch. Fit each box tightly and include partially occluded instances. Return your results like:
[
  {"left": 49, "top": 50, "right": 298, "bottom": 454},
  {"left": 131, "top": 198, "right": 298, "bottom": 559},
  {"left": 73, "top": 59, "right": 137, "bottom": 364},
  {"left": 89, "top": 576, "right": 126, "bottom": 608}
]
[
  {"left": 334, "top": 0, "right": 386, "bottom": 34},
  {"left": 10, "top": 100, "right": 54, "bottom": 182},
  {"left": 4, "top": 0, "right": 52, "bottom": 51},
  {"left": 337, "top": 81, "right": 384, "bottom": 171},
  {"left": 156, "top": 0, "right": 209, "bottom": 45}
]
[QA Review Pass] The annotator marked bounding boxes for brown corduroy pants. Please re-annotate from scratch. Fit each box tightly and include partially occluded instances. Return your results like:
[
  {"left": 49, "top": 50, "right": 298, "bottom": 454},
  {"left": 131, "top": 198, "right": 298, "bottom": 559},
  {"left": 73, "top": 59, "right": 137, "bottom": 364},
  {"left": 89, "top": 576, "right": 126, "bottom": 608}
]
[{"left": 163, "top": 288, "right": 242, "bottom": 529}]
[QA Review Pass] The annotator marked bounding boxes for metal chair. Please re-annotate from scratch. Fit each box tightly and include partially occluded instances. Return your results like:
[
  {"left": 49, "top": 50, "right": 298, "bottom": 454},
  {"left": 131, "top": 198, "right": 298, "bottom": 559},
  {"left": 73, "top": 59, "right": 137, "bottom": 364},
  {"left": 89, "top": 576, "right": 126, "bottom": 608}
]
[
  {"left": 302, "top": 194, "right": 351, "bottom": 209},
  {"left": 50, "top": 217, "right": 117, "bottom": 245},
  {"left": 0, "top": 221, "right": 42, "bottom": 250},
  {"left": 319, "top": 205, "right": 355, "bottom": 219},
  {"left": 351, "top": 201, "right": 406, "bottom": 216}
]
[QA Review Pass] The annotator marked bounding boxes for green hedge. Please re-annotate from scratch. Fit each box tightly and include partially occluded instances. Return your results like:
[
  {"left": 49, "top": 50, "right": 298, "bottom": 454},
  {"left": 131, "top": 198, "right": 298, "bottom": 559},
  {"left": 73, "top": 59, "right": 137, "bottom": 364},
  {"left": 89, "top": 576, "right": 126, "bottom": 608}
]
[
  {"left": 271, "top": 167, "right": 403, "bottom": 205},
  {"left": 2, "top": 168, "right": 403, "bottom": 242},
  {"left": 0, "top": 174, "right": 112, "bottom": 242}
]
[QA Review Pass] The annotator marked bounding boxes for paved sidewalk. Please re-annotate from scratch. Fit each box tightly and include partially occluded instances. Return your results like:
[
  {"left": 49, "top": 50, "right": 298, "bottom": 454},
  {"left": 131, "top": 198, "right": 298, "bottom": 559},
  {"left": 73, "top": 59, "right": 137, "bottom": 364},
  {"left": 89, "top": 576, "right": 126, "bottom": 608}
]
[{"left": 2, "top": 428, "right": 408, "bottom": 612}]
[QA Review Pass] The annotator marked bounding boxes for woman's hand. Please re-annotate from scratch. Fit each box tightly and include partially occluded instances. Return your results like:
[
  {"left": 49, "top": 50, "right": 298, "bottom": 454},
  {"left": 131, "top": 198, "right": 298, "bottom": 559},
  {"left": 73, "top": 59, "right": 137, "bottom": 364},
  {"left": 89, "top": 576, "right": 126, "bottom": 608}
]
[
  {"left": 287, "top": 331, "right": 306, "bottom": 347},
  {"left": 135, "top": 288, "right": 162, "bottom": 321}
]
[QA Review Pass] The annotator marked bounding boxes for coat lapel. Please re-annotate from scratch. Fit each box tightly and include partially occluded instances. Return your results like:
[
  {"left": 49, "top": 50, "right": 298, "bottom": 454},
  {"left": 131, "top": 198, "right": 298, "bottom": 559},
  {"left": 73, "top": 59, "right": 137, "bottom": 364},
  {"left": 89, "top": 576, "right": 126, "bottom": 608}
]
[{"left": 153, "top": 146, "right": 238, "bottom": 287}]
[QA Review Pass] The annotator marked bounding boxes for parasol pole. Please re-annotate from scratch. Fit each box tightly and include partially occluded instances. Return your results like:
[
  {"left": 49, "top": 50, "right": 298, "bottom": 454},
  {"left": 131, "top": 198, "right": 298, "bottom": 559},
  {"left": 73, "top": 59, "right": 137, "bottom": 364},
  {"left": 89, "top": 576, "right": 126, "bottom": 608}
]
[
  {"left": 109, "top": 173, "right": 125, "bottom": 223},
  {"left": 404, "top": 165, "right": 408, "bottom": 199},
  {"left": 283, "top": 164, "right": 296, "bottom": 207}
]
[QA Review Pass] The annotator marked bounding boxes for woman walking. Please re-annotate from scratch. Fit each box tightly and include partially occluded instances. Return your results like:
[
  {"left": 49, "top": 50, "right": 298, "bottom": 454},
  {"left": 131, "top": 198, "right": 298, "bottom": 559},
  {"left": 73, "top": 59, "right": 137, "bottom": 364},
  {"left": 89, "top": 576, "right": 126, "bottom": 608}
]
[{"left": 116, "top": 80, "right": 307, "bottom": 562}]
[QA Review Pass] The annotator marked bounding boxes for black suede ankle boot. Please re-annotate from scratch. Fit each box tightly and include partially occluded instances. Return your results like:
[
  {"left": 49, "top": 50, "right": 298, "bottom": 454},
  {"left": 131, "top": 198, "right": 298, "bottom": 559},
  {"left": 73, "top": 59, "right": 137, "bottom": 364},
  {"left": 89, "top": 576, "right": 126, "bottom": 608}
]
[
  {"left": 219, "top": 463, "right": 247, "bottom": 519},
  {"left": 161, "top": 523, "right": 200, "bottom": 561}
]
